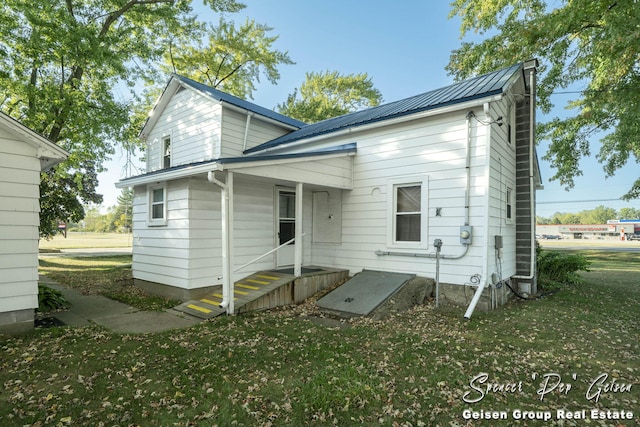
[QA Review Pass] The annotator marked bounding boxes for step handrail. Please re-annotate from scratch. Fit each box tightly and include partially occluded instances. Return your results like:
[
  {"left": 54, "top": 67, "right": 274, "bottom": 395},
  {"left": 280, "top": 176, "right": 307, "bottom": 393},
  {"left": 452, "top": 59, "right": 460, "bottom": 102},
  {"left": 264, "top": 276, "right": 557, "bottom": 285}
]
[{"left": 234, "top": 233, "right": 306, "bottom": 273}]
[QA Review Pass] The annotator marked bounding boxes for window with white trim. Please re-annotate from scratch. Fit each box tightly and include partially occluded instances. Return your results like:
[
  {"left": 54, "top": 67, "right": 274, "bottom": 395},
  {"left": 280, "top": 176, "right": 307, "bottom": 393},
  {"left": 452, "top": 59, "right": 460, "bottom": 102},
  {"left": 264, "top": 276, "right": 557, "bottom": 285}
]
[
  {"left": 506, "top": 186, "right": 514, "bottom": 223},
  {"left": 395, "top": 185, "right": 422, "bottom": 242},
  {"left": 148, "top": 184, "right": 167, "bottom": 226},
  {"left": 387, "top": 176, "right": 428, "bottom": 246},
  {"left": 162, "top": 135, "right": 171, "bottom": 169}
]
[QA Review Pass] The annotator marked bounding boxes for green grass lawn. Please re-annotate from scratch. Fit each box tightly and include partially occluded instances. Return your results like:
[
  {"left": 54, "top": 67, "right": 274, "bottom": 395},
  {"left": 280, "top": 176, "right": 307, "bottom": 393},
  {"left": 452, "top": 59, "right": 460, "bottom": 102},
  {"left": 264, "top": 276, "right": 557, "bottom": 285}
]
[
  {"left": 2, "top": 250, "right": 639, "bottom": 426},
  {"left": 39, "top": 232, "right": 132, "bottom": 250}
]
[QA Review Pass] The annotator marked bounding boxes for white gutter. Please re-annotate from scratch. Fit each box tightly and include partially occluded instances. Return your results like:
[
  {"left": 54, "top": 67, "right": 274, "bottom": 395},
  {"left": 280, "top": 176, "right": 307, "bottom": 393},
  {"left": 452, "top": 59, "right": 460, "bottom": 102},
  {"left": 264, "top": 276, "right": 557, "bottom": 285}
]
[
  {"left": 116, "top": 163, "right": 225, "bottom": 188},
  {"left": 512, "top": 61, "right": 538, "bottom": 291},
  {"left": 208, "top": 170, "right": 235, "bottom": 314},
  {"left": 115, "top": 150, "right": 355, "bottom": 189},
  {"left": 249, "top": 96, "right": 504, "bottom": 156}
]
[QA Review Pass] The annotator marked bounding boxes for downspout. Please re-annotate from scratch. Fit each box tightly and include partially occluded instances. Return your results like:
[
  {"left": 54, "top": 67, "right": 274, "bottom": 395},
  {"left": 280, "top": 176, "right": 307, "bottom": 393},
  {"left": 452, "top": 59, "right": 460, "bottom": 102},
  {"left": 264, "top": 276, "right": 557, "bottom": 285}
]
[
  {"left": 208, "top": 170, "right": 235, "bottom": 314},
  {"left": 512, "top": 61, "right": 538, "bottom": 292},
  {"left": 242, "top": 112, "right": 253, "bottom": 151}
]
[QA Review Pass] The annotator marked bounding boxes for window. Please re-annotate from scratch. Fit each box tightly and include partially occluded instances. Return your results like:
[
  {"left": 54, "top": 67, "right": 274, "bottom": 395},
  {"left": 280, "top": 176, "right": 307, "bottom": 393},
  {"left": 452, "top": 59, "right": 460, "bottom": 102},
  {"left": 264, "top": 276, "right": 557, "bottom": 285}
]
[
  {"left": 387, "top": 176, "right": 428, "bottom": 247},
  {"left": 162, "top": 136, "right": 171, "bottom": 169},
  {"left": 148, "top": 185, "right": 166, "bottom": 225},
  {"left": 278, "top": 190, "right": 296, "bottom": 245},
  {"left": 395, "top": 185, "right": 422, "bottom": 242},
  {"left": 506, "top": 187, "right": 513, "bottom": 222}
]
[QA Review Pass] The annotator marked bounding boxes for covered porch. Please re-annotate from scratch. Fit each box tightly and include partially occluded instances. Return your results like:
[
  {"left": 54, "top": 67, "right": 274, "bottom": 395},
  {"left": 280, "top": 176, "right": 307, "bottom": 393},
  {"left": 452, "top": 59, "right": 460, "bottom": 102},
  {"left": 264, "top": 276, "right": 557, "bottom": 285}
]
[{"left": 118, "top": 143, "right": 356, "bottom": 314}]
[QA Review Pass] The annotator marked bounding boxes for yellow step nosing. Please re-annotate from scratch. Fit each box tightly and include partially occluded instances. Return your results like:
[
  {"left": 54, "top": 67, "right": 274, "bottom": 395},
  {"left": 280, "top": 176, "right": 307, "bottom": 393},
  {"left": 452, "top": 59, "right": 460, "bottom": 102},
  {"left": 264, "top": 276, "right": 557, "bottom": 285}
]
[
  {"left": 201, "top": 298, "right": 221, "bottom": 306},
  {"left": 256, "top": 274, "right": 279, "bottom": 280},
  {"left": 187, "top": 304, "right": 211, "bottom": 314},
  {"left": 247, "top": 278, "right": 269, "bottom": 285},
  {"left": 236, "top": 283, "right": 260, "bottom": 290},
  {"left": 233, "top": 289, "right": 249, "bottom": 295}
]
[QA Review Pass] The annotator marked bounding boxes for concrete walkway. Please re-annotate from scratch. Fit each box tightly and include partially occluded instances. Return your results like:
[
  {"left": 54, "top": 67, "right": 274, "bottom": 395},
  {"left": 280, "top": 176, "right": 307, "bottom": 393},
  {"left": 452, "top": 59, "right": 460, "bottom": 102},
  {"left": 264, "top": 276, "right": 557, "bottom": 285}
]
[{"left": 38, "top": 275, "right": 202, "bottom": 334}]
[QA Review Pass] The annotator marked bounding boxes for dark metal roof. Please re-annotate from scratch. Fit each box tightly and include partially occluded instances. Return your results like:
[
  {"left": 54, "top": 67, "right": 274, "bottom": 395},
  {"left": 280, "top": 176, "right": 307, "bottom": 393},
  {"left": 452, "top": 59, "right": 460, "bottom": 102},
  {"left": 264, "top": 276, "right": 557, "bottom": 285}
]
[
  {"left": 173, "top": 74, "right": 307, "bottom": 129},
  {"left": 245, "top": 63, "right": 523, "bottom": 154}
]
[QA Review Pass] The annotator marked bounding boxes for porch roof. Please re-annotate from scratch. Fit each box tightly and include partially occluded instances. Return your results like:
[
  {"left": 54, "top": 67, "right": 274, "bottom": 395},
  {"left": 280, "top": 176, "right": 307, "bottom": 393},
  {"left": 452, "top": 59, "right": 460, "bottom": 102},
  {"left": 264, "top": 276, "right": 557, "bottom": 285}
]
[{"left": 116, "top": 143, "right": 356, "bottom": 189}]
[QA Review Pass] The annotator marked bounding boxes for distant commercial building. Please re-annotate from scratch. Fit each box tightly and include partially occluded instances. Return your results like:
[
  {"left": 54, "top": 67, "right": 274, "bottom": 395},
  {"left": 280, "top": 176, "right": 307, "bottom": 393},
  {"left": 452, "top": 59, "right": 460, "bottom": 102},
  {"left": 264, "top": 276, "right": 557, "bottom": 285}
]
[{"left": 537, "top": 221, "right": 640, "bottom": 240}]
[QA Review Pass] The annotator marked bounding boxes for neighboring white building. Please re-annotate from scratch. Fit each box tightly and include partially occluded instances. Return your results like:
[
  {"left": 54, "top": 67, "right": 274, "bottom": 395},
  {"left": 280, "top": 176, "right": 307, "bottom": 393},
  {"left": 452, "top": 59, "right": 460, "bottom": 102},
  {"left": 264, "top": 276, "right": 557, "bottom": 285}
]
[
  {"left": 0, "top": 113, "right": 68, "bottom": 333},
  {"left": 117, "top": 61, "right": 542, "bottom": 314}
]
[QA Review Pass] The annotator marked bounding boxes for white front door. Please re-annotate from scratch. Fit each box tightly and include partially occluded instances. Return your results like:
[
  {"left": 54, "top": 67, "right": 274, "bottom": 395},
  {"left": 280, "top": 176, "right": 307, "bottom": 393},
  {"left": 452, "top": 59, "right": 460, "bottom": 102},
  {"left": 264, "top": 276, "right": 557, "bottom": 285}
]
[{"left": 276, "top": 189, "right": 296, "bottom": 267}]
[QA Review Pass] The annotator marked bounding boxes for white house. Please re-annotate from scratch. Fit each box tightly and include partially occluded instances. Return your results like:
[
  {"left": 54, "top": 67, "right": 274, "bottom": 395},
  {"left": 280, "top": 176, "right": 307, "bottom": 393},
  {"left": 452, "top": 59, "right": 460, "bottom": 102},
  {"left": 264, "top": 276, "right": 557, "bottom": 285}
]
[
  {"left": 117, "top": 60, "right": 542, "bottom": 317},
  {"left": 0, "top": 113, "right": 68, "bottom": 333}
]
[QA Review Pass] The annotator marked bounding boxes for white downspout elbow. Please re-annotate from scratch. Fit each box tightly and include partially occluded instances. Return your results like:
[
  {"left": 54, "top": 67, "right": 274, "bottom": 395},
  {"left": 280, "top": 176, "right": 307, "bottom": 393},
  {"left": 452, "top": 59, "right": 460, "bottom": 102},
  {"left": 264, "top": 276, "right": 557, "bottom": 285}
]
[{"left": 464, "top": 278, "right": 487, "bottom": 320}]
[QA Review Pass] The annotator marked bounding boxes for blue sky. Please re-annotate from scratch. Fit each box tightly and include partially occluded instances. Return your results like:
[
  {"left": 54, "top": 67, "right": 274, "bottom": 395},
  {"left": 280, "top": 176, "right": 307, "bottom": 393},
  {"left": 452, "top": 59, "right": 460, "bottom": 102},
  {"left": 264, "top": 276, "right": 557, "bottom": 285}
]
[{"left": 99, "top": 0, "right": 639, "bottom": 218}]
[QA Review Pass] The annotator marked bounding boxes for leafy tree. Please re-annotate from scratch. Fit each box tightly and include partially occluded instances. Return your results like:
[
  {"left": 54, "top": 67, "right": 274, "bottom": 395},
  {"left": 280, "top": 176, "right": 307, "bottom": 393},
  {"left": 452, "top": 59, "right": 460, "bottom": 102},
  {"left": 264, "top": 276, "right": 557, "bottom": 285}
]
[
  {"left": 0, "top": 0, "right": 244, "bottom": 238},
  {"left": 549, "top": 212, "right": 582, "bottom": 225},
  {"left": 163, "top": 18, "right": 294, "bottom": 100},
  {"left": 277, "top": 71, "right": 383, "bottom": 123},
  {"left": 581, "top": 205, "right": 617, "bottom": 225},
  {"left": 448, "top": 1, "right": 640, "bottom": 200},
  {"left": 112, "top": 188, "right": 134, "bottom": 233},
  {"left": 618, "top": 207, "right": 640, "bottom": 220}
]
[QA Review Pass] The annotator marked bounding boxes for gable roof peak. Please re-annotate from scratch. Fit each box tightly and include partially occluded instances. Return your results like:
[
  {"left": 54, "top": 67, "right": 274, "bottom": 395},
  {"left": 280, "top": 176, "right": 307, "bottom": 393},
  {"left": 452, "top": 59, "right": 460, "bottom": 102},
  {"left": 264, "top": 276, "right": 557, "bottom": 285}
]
[{"left": 172, "top": 74, "right": 306, "bottom": 129}]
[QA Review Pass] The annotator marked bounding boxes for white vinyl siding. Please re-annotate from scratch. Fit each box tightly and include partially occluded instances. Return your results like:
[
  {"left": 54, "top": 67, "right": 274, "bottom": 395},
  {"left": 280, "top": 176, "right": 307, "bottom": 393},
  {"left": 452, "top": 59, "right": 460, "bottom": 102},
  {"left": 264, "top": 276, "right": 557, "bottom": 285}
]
[
  {"left": 132, "top": 181, "right": 191, "bottom": 288},
  {"left": 304, "top": 110, "right": 488, "bottom": 285},
  {"left": 482, "top": 95, "right": 518, "bottom": 280},
  {"left": 220, "top": 108, "right": 295, "bottom": 158},
  {"left": 0, "top": 130, "right": 41, "bottom": 315},
  {"left": 145, "top": 85, "right": 297, "bottom": 174},
  {"left": 146, "top": 87, "right": 222, "bottom": 173}
]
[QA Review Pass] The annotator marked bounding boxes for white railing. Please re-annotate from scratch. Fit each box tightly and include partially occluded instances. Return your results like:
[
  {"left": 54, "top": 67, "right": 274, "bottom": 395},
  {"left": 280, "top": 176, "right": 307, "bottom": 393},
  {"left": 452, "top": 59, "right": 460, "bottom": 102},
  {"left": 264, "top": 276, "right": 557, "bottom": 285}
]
[{"left": 233, "top": 233, "right": 306, "bottom": 273}]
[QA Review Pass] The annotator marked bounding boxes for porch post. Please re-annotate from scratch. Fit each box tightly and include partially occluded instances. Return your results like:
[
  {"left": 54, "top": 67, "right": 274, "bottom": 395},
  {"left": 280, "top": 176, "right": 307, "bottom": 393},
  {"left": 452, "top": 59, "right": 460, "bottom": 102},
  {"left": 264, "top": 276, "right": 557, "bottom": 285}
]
[{"left": 294, "top": 182, "right": 303, "bottom": 276}]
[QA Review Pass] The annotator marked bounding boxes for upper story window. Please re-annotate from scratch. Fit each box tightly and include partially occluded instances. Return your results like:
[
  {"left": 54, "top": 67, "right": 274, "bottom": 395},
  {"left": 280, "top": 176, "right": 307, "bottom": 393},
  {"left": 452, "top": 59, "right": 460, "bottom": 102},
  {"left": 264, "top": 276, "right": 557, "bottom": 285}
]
[{"left": 162, "top": 136, "right": 171, "bottom": 169}]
